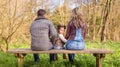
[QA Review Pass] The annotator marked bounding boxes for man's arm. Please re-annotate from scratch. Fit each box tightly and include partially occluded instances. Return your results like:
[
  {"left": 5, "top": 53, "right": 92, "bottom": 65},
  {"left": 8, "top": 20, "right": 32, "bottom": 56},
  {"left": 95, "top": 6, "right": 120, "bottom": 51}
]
[{"left": 49, "top": 21, "right": 57, "bottom": 39}]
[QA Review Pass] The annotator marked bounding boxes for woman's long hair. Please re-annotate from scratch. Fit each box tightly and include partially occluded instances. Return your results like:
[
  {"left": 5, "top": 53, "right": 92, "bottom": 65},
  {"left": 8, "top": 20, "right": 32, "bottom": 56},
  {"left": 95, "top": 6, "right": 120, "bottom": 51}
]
[{"left": 71, "top": 7, "right": 84, "bottom": 29}]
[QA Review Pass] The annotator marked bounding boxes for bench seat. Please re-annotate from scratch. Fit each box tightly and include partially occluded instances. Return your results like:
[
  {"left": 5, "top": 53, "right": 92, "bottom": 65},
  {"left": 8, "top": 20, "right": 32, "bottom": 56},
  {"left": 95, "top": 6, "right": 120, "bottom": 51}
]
[{"left": 7, "top": 48, "right": 113, "bottom": 67}]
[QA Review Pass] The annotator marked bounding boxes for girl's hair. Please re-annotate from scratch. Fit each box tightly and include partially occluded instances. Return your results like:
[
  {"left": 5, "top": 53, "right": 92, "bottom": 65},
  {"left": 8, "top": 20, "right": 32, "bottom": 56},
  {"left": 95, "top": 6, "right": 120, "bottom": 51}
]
[
  {"left": 57, "top": 24, "right": 66, "bottom": 32},
  {"left": 71, "top": 7, "right": 84, "bottom": 29}
]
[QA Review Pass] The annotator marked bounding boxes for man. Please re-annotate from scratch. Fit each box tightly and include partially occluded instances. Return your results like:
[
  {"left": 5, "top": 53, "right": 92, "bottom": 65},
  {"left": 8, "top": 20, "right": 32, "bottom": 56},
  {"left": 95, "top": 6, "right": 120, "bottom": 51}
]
[{"left": 30, "top": 9, "right": 57, "bottom": 62}]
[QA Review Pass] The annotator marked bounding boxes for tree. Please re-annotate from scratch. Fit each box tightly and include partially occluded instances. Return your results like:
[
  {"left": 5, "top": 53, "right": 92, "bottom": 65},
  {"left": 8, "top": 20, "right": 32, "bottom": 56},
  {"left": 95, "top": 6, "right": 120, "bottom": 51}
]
[
  {"left": 0, "top": 0, "right": 23, "bottom": 52},
  {"left": 50, "top": 0, "right": 71, "bottom": 27},
  {"left": 101, "top": 0, "right": 112, "bottom": 42}
]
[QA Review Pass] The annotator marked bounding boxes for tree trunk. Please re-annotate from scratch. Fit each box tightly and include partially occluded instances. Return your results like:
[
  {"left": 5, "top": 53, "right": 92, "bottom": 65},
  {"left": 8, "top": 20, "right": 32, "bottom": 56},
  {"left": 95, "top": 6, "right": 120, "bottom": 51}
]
[
  {"left": 101, "top": 0, "right": 112, "bottom": 42},
  {"left": 93, "top": 0, "right": 97, "bottom": 40}
]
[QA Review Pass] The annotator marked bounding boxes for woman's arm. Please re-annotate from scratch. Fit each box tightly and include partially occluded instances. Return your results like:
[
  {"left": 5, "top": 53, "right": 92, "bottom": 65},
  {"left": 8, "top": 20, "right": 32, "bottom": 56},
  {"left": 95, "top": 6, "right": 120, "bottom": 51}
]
[
  {"left": 65, "top": 22, "right": 71, "bottom": 39},
  {"left": 82, "top": 22, "right": 87, "bottom": 39}
]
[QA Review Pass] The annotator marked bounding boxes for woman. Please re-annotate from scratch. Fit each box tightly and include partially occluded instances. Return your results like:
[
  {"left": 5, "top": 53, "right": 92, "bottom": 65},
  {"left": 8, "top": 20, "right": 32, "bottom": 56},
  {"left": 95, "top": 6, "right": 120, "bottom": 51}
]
[{"left": 65, "top": 7, "right": 87, "bottom": 62}]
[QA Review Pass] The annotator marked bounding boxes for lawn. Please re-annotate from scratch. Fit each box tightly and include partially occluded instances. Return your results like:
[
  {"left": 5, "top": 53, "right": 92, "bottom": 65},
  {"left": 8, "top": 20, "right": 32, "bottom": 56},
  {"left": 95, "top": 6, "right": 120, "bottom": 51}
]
[{"left": 0, "top": 41, "right": 120, "bottom": 67}]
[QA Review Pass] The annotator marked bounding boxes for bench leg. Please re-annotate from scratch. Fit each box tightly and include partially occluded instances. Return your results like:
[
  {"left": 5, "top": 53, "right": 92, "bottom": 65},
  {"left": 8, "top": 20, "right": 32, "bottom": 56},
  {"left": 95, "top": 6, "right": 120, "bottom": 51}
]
[
  {"left": 93, "top": 54, "right": 105, "bottom": 67},
  {"left": 15, "top": 53, "right": 26, "bottom": 67}
]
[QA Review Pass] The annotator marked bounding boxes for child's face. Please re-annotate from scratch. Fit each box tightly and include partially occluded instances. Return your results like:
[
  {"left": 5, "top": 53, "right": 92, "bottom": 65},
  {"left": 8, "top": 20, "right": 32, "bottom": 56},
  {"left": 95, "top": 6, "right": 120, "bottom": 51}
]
[{"left": 59, "top": 27, "right": 65, "bottom": 34}]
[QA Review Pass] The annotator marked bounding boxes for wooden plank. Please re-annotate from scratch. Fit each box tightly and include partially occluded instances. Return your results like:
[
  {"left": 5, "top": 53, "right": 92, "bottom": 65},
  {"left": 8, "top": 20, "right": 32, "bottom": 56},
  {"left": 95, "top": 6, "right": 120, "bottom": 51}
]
[{"left": 7, "top": 48, "right": 113, "bottom": 54}]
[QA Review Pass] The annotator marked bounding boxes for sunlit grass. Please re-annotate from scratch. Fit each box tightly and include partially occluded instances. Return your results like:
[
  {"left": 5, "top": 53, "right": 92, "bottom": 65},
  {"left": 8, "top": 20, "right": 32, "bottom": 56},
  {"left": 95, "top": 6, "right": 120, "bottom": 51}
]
[{"left": 0, "top": 41, "right": 120, "bottom": 67}]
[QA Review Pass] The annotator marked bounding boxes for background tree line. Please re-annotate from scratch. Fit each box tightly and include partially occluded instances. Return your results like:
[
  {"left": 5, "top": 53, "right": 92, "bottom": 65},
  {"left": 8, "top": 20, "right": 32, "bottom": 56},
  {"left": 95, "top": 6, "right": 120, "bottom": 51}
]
[{"left": 0, "top": 0, "right": 120, "bottom": 52}]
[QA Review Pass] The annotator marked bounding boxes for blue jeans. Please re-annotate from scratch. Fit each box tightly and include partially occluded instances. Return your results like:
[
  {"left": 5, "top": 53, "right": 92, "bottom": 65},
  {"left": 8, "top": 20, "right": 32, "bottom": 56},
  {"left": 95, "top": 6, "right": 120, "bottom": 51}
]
[
  {"left": 33, "top": 54, "right": 56, "bottom": 62},
  {"left": 66, "top": 40, "right": 85, "bottom": 61},
  {"left": 33, "top": 54, "right": 40, "bottom": 62},
  {"left": 33, "top": 47, "right": 56, "bottom": 62},
  {"left": 66, "top": 40, "right": 85, "bottom": 50}
]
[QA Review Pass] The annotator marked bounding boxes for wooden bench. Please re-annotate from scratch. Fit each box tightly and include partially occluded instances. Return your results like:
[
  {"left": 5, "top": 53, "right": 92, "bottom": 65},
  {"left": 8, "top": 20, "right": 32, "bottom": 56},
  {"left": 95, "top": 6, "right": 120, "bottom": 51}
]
[{"left": 7, "top": 48, "right": 113, "bottom": 67}]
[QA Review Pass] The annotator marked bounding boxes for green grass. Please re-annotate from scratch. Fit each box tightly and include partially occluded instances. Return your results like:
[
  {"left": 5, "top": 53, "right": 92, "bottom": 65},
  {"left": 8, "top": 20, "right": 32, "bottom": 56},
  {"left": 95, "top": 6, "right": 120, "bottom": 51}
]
[{"left": 0, "top": 41, "right": 120, "bottom": 67}]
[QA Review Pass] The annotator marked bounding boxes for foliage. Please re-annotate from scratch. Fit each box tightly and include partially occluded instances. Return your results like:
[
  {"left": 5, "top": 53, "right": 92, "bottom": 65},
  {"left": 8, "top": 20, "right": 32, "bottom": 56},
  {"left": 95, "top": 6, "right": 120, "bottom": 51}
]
[{"left": 0, "top": 0, "right": 120, "bottom": 55}]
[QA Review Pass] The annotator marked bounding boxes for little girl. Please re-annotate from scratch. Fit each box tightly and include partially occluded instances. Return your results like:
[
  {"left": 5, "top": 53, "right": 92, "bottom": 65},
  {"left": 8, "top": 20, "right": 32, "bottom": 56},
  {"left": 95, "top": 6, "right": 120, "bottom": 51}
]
[{"left": 54, "top": 24, "right": 67, "bottom": 60}]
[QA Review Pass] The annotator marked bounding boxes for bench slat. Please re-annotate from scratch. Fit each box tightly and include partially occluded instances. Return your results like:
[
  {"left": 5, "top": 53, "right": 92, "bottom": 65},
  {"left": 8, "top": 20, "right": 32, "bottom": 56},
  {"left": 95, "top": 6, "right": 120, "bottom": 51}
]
[{"left": 7, "top": 48, "right": 113, "bottom": 54}]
